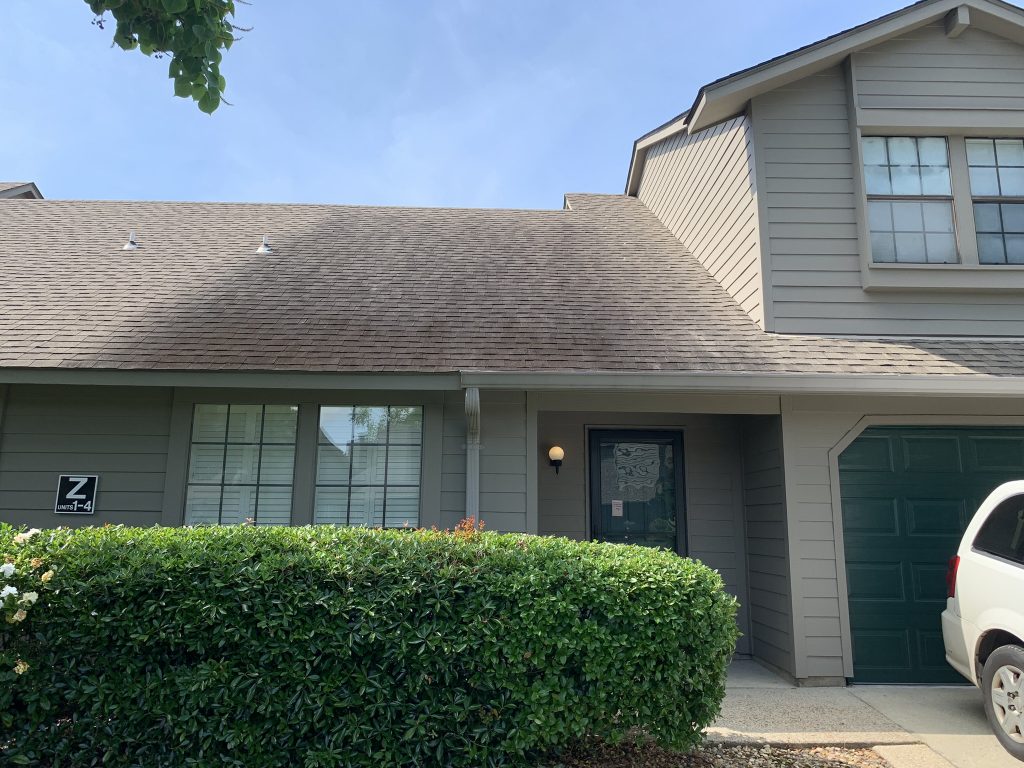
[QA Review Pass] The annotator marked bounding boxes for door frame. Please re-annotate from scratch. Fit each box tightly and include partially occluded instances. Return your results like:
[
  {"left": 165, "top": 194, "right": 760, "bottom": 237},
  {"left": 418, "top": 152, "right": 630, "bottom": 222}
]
[{"left": 587, "top": 428, "right": 688, "bottom": 554}]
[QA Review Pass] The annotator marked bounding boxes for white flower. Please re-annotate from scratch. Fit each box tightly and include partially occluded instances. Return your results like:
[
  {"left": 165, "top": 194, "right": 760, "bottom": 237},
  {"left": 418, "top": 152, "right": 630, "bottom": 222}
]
[
  {"left": 1, "top": 585, "right": 19, "bottom": 599},
  {"left": 20, "top": 591, "right": 38, "bottom": 605},
  {"left": 12, "top": 528, "right": 39, "bottom": 545},
  {"left": 0, "top": 563, "right": 14, "bottom": 579}
]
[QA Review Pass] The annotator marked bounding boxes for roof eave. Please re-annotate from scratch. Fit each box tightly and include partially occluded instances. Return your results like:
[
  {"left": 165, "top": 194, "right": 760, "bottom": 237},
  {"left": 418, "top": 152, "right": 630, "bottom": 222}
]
[
  {"left": 0, "top": 182, "right": 43, "bottom": 200},
  {"left": 687, "top": 0, "right": 1024, "bottom": 132},
  {"left": 624, "top": 109, "right": 692, "bottom": 196},
  {"left": 460, "top": 370, "right": 1024, "bottom": 397}
]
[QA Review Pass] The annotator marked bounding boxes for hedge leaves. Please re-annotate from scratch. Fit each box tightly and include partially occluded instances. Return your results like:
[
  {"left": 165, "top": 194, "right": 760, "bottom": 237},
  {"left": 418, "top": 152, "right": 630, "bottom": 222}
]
[{"left": 1, "top": 524, "right": 737, "bottom": 766}]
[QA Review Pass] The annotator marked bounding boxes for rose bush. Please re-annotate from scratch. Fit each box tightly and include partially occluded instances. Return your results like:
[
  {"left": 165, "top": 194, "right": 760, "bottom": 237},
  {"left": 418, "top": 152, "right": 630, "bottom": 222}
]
[{"left": 1, "top": 527, "right": 58, "bottom": 733}]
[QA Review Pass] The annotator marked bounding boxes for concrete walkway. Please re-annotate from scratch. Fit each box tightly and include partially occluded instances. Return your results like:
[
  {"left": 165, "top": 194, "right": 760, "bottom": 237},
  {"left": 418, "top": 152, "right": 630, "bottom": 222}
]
[{"left": 709, "top": 660, "right": 1020, "bottom": 768}]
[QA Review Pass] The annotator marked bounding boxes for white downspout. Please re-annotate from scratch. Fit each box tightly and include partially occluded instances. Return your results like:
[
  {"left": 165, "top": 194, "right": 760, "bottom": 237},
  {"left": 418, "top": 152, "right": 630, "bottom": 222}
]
[{"left": 464, "top": 386, "right": 481, "bottom": 524}]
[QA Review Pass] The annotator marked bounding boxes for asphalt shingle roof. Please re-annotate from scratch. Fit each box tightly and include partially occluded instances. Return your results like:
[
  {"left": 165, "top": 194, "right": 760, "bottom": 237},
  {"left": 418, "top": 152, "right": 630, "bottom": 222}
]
[{"left": 2, "top": 192, "right": 1024, "bottom": 377}]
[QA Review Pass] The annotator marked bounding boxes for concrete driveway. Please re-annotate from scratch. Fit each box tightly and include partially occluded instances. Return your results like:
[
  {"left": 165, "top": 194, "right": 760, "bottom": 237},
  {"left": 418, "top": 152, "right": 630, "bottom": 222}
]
[{"left": 710, "top": 660, "right": 1021, "bottom": 768}]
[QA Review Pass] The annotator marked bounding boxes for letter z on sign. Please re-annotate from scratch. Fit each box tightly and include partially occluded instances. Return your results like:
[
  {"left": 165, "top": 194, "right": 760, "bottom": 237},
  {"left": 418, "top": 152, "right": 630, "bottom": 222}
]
[{"left": 54, "top": 475, "right": 99, "bottom": 514}]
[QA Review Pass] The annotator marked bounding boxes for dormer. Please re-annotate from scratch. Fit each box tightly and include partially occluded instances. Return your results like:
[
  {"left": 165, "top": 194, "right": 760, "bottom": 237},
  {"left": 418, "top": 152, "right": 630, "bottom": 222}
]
[{"left": 627, "top": 0, "right": 1024, "bottom": 336}]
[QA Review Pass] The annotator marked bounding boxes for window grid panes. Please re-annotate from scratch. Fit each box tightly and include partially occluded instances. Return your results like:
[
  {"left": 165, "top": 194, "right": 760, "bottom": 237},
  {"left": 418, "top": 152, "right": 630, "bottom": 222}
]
[
  {"left": 184, "top": 404, "right": 298, "bottom": 526},
  {"left": 967, "top": 138, "right": 1024, "bottom": 265},
  {"left": 315, "top": 406, "right": 423, "bottom": 528},
  {"left": 862, "top": 136, "right": 957, "bottom": 264}
]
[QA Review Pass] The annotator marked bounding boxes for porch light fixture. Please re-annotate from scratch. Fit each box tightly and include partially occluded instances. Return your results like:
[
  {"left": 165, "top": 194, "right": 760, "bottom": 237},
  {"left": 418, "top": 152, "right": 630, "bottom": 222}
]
[{"left": 548, "top": 445, "right": 565, "bottom": 474}]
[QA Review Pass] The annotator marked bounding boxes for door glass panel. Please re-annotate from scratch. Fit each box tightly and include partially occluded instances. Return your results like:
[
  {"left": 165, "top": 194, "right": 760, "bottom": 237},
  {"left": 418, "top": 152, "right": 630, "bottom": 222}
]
[{"left": 591, "top": 433, "right": 682, "bottom": 552}]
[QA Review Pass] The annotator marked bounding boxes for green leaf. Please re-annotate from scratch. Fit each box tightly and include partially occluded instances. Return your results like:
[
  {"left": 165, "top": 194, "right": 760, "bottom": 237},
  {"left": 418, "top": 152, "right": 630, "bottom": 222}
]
[
  {"left": 88, "top": 0, "right": 238, "bottom": 113},
  {"left": 198, "top": 89, "right": 220, "bottom": 114}
]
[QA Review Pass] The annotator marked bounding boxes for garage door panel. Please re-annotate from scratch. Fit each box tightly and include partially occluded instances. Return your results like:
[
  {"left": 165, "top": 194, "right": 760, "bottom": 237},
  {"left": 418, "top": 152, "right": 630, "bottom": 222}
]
[
  {"left": 846, "top": 560, "right": 905, "bottom": 601},
  {"left": 919, "top": 632, "right": 951, "bottom": 671},
  {"left": 970, "top": 436, "right": 1024, "bottom": 471},
  {"left": 852, "top": 628, "right": 912, "bottom": 672},
  {"left": 838, "top": 436, "right": 894, "bottom": 471},
  {"left": 910, "top": 561, "right": 949, "bottom": 603},
  {"left": 905, "top": 498, "right": 965, "bottom": 537},
  {"left": 842, "top": 497, "right": 899, "bottom": 535},
  {"left": 901, "top": 436, "right": 962, "bottom": 473},
  {"left": 841, "top": 426, "right": 1024, "bottom": 683}
]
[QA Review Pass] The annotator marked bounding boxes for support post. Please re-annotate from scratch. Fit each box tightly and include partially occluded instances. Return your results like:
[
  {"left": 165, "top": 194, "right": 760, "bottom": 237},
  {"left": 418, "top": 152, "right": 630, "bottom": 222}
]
[{"left": 464, "top": 387, "right": 481, "bottom": 524}]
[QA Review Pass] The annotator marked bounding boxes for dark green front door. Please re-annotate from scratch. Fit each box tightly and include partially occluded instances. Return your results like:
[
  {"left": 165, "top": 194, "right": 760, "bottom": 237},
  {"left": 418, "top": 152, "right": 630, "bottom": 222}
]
[
  {"left": 589, "top": 430, "right": 686, "bottom": 553},
  {"left": 840, "top": 427, "right": 1024, "bottom": 683}
]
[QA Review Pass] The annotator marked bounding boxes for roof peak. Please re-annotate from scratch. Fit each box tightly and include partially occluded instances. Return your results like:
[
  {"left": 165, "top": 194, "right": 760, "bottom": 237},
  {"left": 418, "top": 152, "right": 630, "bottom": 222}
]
[
  {"left": 626, "top": 0, "right": 1024, "bottom": 194},
  {"left": 0, "top": 182, "right": 42, "bottom": 200}
]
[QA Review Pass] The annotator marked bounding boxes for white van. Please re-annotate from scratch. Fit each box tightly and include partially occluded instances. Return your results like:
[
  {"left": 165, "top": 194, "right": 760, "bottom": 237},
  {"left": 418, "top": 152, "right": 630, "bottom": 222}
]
[{"left": 943, "top": 480, "right": 1024, "bottom": 762}]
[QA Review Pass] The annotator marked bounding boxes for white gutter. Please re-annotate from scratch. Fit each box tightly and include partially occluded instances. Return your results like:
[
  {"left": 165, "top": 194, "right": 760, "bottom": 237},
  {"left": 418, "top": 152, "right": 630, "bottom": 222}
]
[{"left": 459, "top": 371, "right": 1024, "bottom": 398}]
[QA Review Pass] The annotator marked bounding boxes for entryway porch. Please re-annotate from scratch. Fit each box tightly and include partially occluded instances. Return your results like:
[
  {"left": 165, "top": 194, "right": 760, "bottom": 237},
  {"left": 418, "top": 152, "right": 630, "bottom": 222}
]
[{"left": 531, "top": 394, "right": 789, "bottom": 667}]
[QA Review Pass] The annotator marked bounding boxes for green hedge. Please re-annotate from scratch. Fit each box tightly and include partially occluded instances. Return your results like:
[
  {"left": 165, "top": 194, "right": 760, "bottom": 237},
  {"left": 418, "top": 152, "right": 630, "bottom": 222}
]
[{"left": 0, "top": 524, "right": 737, "bottom": 767}]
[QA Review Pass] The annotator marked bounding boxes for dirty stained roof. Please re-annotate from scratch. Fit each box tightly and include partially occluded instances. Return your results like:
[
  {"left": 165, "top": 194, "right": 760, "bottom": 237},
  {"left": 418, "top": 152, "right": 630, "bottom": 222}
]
[{"left": 1, "top": 193, "right": 1023, "bottom": 379}]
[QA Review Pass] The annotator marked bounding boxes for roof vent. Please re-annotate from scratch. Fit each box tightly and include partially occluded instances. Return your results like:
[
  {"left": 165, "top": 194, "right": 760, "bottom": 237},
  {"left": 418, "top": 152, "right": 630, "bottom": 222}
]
[
  {"left": 256, "top": 234, "right": 273, "bottom": 255},
  {"left": 122, "top": 230, "right": 139, "bottom": 251}
]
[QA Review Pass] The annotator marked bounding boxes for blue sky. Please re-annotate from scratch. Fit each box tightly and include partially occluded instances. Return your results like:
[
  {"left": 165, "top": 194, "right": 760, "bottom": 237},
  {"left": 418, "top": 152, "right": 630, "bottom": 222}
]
[{"left": 3, "top": 1, "right": 908, "bottom": 208}]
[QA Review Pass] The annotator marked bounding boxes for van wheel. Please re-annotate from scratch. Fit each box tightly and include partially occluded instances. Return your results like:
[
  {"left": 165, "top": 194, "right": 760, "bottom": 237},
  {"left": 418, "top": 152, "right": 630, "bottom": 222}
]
[{"left": 983, "top": 645, "right": 1024, "bottom": 761}]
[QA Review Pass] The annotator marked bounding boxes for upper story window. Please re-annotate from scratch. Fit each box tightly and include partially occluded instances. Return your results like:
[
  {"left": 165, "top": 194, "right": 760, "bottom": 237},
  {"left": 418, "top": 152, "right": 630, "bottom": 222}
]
[
  {"left": 863, "top": 136, "right": 957, "bottom": 264},
  {"left": 967, "top": 138, "right": 1024, "bottom": 265}
]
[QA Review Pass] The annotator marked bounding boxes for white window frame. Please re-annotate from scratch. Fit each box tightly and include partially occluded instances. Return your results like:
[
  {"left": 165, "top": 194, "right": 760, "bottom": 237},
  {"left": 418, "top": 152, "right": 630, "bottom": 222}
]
[
  {"left": 845, "top": 60, "right": 1024, "bottom": 291},
  {"left": 966, "top": 137, "right": 1024, "bottom": 265},
  {"left": 861, "top": 135, "right": 959, "bottom": 265}
]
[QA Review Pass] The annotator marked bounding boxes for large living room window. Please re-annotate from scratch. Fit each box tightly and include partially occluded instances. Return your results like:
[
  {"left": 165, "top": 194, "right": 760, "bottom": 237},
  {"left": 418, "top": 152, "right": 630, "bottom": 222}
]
[
  {"left": 967, "top": 138, "right": 1024, "bottom": 265},
  {"left": 863, "top": 136, "right": 957, "bottom": 264},
  {"left": 314, "top": 406, "right": 423, "bottom": 528},
  {"left": 184, "top": 404, "right": 298, "bottom": 525}
]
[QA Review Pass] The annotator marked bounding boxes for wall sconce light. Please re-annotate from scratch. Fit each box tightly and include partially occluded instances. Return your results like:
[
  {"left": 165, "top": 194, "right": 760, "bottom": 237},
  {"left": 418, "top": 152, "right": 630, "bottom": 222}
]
[{"left": 548, "top": 445, "right": 565, "bottom": 474}]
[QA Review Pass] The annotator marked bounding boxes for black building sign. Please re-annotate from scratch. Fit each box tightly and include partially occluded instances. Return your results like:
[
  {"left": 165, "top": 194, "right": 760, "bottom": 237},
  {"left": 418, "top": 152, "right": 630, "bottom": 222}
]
[{"left": 54, "top": 475, "right": 99, "bottom": 514}]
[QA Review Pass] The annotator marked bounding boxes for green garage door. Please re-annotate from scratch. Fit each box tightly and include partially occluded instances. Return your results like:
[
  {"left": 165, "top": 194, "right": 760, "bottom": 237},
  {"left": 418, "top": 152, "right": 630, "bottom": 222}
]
[{"left": 840, "top": 427, "right": 1024, "bottom": 683}]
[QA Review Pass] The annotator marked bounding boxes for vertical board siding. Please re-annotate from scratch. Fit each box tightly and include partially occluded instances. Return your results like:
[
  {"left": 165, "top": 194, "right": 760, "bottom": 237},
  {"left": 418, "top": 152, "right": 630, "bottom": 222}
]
[
  {"left": 755, "top": 23, "right": 1024, "bottom": 336},
  {"left": 0, "top": 384, "right": 173, "bottom": 527},
  {"left": 854, "top": 23, "right": 1024, "bottom": 112},
  {"left": 536, "top": 411, "right": 751, "bottom": 653},
  {"left": 637, "top": 116, "right": 764, "bottom": 327},
  {"left": 741, "top": 415, "right": 794, "bottom": 676}
]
